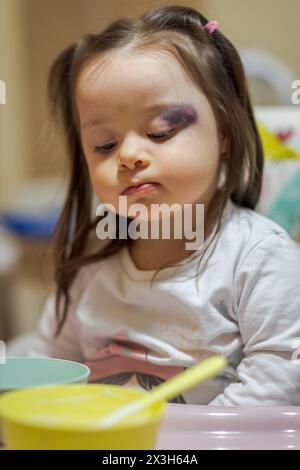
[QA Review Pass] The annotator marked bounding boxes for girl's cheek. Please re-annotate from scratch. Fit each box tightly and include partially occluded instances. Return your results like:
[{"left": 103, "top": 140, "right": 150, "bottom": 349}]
[{"left": 92, "top": 162, "right": 107, "bottom": 183}]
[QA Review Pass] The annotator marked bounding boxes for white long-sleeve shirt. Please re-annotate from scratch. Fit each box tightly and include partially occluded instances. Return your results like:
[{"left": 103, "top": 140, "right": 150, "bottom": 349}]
[{"left": 29, "top": 199, "right": 300, "bottom": 405}]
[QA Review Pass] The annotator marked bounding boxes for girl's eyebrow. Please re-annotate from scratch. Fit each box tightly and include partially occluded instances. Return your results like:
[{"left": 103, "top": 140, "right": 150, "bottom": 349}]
[
  {"left": 82, "top": 119, "right": 104, "bottom": 131},
  {"left": 81, "top": 102, "right": 197, "bottom": 131}
]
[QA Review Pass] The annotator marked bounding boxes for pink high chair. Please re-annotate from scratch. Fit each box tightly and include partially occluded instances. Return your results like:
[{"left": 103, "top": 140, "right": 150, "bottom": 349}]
[{"left": 157, "top": 404, "right": 300, "bottom": 450}]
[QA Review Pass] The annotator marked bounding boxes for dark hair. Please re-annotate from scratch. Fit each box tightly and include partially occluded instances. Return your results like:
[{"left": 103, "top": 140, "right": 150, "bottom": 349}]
[{"left": 48, "top": 4, "right": 263, "bottom": 335}]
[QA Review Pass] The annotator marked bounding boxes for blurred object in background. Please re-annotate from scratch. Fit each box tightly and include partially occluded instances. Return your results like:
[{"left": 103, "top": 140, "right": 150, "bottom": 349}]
[
  {"left": 241, "top": 49, "right": 296, "bottom": 105},
  {"left": 255, "top": 107, "right": 300, "bottom": 156},
  {"left": 255, "top": 107, "right": 300, "bottom": 241},
  {"left": 0, "top": 178, "right": 66, "bottom": 341},
  {"left": 257, "top": 123, "right": 300, "bottom": 160},
  {"left": 0, "top": 178, "right": 65, "bottom": 240}
]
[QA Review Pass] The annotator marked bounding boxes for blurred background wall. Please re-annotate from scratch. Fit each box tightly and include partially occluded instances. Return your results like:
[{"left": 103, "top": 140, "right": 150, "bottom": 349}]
[{"left": 0, "top": 0, "right": 299, "bottom": 341}]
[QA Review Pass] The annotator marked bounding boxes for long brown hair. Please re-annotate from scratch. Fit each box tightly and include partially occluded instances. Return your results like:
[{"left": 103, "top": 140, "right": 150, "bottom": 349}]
[{"left": 48, "top": 5, "right": 263, "bottom": 336}]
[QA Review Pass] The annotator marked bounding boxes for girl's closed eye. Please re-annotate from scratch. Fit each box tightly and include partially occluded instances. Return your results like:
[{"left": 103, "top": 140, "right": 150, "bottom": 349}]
[
  {"left": 93, "top": 128, "right": 176, "bottom": 154},
  {"left": 149, "top": 128, "right": 176, "bottom": 140},
  {"left": 94, "top": 142, "right": 116, "bottom": 154}
]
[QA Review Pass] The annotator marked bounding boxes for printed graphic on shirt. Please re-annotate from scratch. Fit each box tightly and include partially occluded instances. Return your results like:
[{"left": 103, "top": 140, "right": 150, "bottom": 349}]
[{"left": 84, "top": 331, "right": 186, "bottom": 404}]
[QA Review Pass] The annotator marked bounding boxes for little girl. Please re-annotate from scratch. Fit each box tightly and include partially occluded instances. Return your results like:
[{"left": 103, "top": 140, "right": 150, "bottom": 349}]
[{"left": 30, "top": 5, "right": 300, "bottom": 405}]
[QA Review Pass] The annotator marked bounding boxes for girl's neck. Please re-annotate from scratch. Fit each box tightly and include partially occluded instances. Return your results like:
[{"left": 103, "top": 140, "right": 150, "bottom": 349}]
[
  {"left": 128, "top": 237, "right": 191, "bottom": 271},
  {"left": 127, "top": 215, "right": 215, "bottom": 271}
]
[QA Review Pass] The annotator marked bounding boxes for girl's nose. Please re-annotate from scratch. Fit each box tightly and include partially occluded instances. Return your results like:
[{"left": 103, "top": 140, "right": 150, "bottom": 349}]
[
  {"left": 118, "top": 154, "right": 149, "bottom": 171},
  {"left": 117, "top": 134, "right": 150, "bottom": 171}
]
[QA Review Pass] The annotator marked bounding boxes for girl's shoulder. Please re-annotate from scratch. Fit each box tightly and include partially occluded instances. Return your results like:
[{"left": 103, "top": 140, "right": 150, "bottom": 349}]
[
  {"left": 219, "top": 199, "right": 300, "bottom": 262},
  {"left": 226, "top": 198, "right": 292, "bottom": 238}
]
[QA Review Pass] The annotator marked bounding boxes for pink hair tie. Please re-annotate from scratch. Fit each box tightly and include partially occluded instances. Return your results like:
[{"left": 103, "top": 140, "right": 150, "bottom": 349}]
[{"left": 204, "top": 20, "right": 218, "bottom": 34}]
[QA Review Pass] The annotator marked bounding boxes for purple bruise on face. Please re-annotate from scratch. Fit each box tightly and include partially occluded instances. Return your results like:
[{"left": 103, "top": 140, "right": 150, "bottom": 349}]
[{"left": 160, "top": 105, "right": 198, "bottom": 128}]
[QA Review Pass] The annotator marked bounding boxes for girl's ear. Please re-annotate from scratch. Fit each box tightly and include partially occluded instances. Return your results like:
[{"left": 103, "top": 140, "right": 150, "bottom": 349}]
[{"left": 220, "top": 135, "right": 230, "bottom": 158}]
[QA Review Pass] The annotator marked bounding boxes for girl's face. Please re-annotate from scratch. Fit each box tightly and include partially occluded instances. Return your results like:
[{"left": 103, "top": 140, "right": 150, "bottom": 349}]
[{"left": 76, "top": 49, "right": 227, "bottom": 221}]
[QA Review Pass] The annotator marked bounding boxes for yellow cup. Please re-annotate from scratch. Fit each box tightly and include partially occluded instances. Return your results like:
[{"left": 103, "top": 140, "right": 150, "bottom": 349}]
[{"left": 0, "top": 384, "right": 166, "bottom": 449}]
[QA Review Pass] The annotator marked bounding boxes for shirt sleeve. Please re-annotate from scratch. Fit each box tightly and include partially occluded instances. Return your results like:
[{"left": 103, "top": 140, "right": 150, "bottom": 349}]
[
  {"left": 27, "top": 262, "right": 101, "bottom": 361},
  {"left": 210, "top": 232, "right": 300, "bottom": 406},
  {"left": 27, "top": 238, "right": 111, "bottom": 360},
  {"left": 27, "top": 293, "right": 84, "bottom": 362}
]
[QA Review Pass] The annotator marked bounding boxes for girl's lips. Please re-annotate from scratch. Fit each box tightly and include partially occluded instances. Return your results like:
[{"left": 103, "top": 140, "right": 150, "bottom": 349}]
[{"left": 121, "top": 182, "right": 160, "bottom": 196}]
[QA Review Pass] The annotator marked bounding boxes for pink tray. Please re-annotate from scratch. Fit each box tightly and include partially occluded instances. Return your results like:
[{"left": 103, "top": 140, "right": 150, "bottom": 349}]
[{"left": 156, "top": 404, "right": 300, "bottom": 450}]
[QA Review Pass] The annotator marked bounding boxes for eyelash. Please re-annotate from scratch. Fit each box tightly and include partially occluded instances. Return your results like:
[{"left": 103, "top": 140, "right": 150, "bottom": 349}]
[{"left": 94, "top": 129, "right": 176, "bottom": 154}]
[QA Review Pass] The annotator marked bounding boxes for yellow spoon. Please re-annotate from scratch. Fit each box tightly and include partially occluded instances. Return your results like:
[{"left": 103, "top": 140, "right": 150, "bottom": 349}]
[{"left": 98, "top": 355, "right": 227, "bottom": 428}]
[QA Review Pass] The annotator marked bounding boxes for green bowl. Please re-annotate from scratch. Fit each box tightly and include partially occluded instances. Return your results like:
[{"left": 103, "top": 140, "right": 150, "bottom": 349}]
[{"left": 0, "top": 357, "right": 90, "bottom": 393}]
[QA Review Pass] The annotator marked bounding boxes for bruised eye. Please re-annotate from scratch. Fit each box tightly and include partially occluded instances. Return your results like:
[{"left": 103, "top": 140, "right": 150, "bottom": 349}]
[
  {"left": 148, "top": 128, "right": 176, "bottom": 140},
  {"left": 94, "top": 128, "right": 176, "bottom": 154}
]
